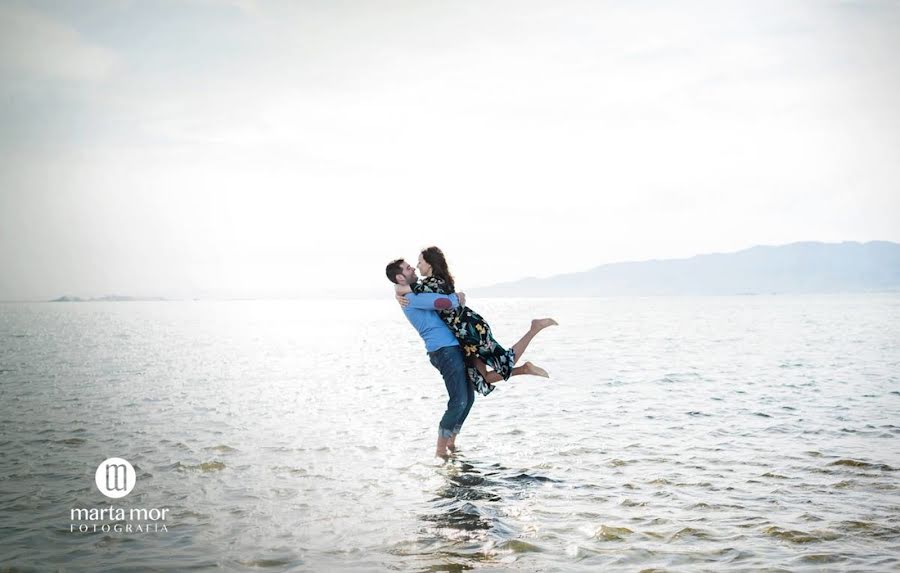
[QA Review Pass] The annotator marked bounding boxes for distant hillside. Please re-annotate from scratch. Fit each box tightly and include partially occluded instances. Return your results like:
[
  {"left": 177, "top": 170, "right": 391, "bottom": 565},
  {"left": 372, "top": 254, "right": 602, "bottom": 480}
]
[
  {"left": 50, "top": 295, "right": 166, "bottom": 302},
  {"left": 472, "top": 241, "right": 900, "bottom": 297}
]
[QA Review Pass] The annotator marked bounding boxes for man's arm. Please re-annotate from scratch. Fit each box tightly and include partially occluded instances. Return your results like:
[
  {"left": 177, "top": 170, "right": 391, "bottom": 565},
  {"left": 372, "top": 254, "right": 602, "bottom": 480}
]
[{"left": 402, "top": 292, "right": 459, "bottom": 310}]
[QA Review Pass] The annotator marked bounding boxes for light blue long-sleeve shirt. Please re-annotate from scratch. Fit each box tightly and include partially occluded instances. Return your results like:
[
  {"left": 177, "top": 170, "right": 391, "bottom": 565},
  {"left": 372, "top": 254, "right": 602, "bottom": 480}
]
[{"left": 401, "top": 292, "right": 460, "bottom": 353}]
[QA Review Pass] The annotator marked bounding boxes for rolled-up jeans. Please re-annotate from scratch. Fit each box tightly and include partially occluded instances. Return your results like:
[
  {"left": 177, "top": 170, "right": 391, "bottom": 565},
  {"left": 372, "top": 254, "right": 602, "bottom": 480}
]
[{"left": 428, "top": 345, "right": 475, "bottom": 439}]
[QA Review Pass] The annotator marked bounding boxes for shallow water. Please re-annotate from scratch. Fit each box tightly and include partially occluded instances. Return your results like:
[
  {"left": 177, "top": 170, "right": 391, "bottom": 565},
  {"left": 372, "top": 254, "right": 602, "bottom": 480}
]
[{"left": 1, "top": 295, "right": 899, "bottom": 571}]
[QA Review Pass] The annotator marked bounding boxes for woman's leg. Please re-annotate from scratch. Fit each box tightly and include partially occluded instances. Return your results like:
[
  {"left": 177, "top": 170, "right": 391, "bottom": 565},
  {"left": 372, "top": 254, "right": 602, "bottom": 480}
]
[
  {"left": 473, "top": 358, "right": 494, "bottom": 381},
  {"left": 475, "top": 357, "right": 549, "bottom": 381},
  {"left": 509, "top": 318, "right": 558, "bottom": 366}
]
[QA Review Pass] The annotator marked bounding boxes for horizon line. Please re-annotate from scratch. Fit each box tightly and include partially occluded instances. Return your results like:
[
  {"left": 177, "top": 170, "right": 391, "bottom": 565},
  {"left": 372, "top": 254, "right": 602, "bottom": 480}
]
[{"left": 4, "top": 238, "right": 897, "bottom": 302}]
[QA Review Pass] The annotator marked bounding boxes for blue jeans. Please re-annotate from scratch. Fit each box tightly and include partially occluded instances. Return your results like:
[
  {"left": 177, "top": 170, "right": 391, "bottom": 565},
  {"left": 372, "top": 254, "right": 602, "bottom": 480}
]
[{"left": 428, "top": 345, "right": 475, "bottom": 439}]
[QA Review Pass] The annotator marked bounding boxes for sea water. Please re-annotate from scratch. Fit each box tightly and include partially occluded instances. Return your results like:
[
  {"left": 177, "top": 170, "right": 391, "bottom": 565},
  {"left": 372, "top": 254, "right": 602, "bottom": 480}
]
[{"left": 1, "top": 295, "right": 898, "bottom": 571}]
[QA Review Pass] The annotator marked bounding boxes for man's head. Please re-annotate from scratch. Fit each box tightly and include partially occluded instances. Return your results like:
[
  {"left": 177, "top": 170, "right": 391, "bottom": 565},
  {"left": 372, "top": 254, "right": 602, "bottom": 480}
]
[{"left": 385, "top": 258, "right": 418, "bottom": 285}]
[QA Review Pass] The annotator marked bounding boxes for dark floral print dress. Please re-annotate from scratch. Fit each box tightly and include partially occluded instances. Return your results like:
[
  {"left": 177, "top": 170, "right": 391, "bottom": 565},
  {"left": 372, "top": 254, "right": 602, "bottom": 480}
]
[{"left": 411, "top": 276, "right": 515, "bottom": 396}]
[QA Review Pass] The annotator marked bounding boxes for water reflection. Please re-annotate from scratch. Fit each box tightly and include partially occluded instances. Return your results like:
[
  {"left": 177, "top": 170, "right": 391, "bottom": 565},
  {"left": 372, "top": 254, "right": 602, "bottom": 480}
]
[
  {"left": 413, "top": 455, "right": 563, "bottom": 570},
  {"left": 424, "top": 460, "right": 500, "bottom": 534}
]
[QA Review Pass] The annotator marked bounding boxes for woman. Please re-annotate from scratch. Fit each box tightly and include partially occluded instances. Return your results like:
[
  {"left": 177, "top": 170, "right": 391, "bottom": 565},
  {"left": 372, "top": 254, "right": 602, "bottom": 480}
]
[{"left": 395, "top": 246, "right": 557, "bottom": 396}]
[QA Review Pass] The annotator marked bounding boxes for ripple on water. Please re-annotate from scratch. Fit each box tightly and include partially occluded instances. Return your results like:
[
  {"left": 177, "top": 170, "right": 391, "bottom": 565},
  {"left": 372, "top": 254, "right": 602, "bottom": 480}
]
[
  {"left": 594, "top": 524, "right": 634, "bottom": 541},
  {"left": 203, "top": 444, "right": 237, "bottom": 453},
  {"left": 421, "top": 501, "right": 493, "bottom": 532},
  {"left": 233, "top": 557, "right": 300, "bottom": 569},
  {"left": 796, "top": 553, "right": 847, "bottom": 565},
  {"left": 669, "top": 527, "right": 714, "bottom": 541},
  {"left": 503, "top": 472, "right": 559, "bottom": 486},
  {"left": 172, "top": 461, "right": 226, "bottom": 472},
  {"left": 763, "top": 526, "right": 841, "bottom": 544},
  {"left": 621, "top": 499, "right": 648, "bottom": 507},
  {"left": 688, "top": 502, "right": 722, "bottom": 511},
  {"left": 449, "top": 474, "right": 485, "bottom": 487},
  {"left": 495, "top": 539, "right": 544, "bottom": 553},
  {"left": 838, "top": 520, "right": 900, "bottom": 540},
  {"left": 271, "top": 465, "right": 309, "bottom": 477},
  {"left": 436, "top": 485, "right": 501, "bottom": 502},
  {"left": 829, "top": 459, "right": 896, "bottom": 471}
]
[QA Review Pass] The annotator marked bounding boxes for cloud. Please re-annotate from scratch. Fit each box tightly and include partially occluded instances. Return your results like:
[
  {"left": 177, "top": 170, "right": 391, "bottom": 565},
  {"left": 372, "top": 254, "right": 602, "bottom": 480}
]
[{"left": 0, "top": 3, "right": 119, "bottom": 81}]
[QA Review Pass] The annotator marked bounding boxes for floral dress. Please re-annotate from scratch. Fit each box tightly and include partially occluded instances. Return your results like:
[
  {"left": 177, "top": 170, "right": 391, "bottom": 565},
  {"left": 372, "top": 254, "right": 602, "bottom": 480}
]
[{"left": 411, "top": 276, "right": 515, "bottom": 396}]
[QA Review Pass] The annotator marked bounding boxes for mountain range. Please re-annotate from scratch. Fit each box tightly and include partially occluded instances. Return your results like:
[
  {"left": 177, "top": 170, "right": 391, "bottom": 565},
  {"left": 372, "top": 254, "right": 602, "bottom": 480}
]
[{"left": 471, "top": 241, "right": 900, "bottom": 297}]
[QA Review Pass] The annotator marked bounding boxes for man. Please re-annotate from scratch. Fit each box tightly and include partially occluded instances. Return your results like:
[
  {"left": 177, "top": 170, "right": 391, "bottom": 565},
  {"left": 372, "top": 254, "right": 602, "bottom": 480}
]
[{"left": 385, "top": 258, "right": 472, "bottom": 460}]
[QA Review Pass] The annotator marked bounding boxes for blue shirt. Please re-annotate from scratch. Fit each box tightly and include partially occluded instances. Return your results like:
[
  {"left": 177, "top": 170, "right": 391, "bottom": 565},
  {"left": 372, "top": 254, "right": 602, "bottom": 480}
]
[{"left": 401, "top": 292, "right": 460, "bottom": 353}]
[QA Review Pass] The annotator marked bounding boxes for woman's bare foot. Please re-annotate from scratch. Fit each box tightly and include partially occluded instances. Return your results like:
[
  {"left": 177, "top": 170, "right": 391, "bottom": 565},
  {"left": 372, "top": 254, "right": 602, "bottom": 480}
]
[
  {"left": 531, "top": 318, "right": 558, "bottom": 332},
  {"left": 447, "top": 436, "right": 458, "bottom": 452},
  {"left": 523, "top": 361, "right": 550, "bottom": 378}
]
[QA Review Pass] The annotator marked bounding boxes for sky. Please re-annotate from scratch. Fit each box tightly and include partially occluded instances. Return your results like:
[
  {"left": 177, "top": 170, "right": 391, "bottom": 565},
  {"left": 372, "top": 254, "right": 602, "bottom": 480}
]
[{"left": 1, "top": 0, "right": 898, "bottom": 300}]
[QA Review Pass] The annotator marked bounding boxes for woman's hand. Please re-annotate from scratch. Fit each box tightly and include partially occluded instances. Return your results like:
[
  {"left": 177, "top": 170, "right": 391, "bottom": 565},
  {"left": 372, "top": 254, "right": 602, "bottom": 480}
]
[{"left": 394, "top": 283, "right": 411, "bottom": 308}]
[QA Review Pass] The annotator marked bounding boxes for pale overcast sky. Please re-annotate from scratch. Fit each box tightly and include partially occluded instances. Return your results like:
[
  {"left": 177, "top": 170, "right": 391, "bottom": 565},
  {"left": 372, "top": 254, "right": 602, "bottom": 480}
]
[{"left": 1, "top": 0, "right": 898, "bottom": 300}]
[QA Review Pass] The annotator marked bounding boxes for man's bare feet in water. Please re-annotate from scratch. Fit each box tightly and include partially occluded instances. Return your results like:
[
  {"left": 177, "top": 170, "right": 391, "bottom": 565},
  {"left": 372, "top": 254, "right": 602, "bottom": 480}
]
[
  {"left": 447, "top": 435, "right": 459, "bottom": 453},
  {"left": 522, "top": 361, "right": 550, "bottom": 378},
  {"left": 531, "top": 318, "right": 559, "bottom": 332},
  {"left": 435, "top": 436, "right": 451, "bottom": 461}
]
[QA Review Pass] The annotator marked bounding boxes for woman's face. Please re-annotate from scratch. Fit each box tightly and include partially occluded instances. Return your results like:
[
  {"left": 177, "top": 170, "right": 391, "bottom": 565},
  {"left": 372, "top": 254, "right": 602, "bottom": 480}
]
[{"left": 417, "top": 253, "right": 432, "bottom": 277}]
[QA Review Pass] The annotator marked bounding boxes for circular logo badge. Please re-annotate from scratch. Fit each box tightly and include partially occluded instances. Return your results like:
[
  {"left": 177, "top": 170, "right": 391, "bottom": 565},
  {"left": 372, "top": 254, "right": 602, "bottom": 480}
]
[{"left": 95, "top": 457, "right": 136, "bottom": 498}]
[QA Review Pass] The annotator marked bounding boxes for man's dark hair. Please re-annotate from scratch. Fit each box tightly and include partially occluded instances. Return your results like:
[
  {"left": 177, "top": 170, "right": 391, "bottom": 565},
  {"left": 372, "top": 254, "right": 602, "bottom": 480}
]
[{"left": 385, "top": 259, "right": 405, "bottom": 283}]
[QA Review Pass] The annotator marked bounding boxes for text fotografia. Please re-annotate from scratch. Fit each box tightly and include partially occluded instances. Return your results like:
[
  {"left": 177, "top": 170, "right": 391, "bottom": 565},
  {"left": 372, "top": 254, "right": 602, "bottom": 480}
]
[{"left": 70, "top": 507, "right": 170, "bottom": 534}]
